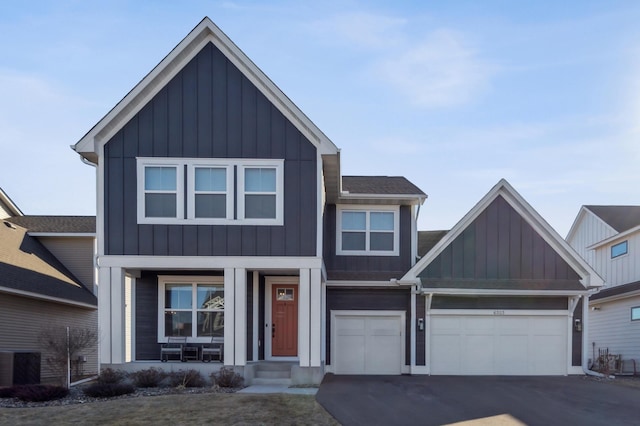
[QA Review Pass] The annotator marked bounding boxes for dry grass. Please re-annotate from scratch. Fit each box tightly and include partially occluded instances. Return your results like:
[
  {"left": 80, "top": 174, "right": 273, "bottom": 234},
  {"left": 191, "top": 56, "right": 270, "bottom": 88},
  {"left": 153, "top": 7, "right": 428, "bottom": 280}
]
[{"left": 0, "top": 393, "right": 339, "bottom": 426}]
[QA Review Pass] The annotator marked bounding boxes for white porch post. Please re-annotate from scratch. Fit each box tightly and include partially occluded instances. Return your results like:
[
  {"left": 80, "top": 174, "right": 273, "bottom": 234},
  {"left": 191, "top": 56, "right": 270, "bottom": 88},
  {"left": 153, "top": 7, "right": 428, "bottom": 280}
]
[
  {"left": 98, "top": 267, "right": 111, "bottom": 365},
  {"left": 223, "top": 268, "right": 235, "bottom": 366},
  {"left": 234, "top": 268, "right": 246, "bottom": 366},
  {"left": 310, "top": 268, "right": 322, "bottom": 367},
  {"left": 298, "top": 269, "right": 311, "bottom": 367},
  {"left": 110, "top": 267, "right": 125, "bottom": 364}
]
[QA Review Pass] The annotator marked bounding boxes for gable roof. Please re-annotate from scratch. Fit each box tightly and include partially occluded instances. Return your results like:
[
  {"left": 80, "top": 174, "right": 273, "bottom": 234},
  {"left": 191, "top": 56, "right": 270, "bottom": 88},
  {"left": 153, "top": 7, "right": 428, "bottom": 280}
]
[
  {"left": 584, "top": 206, "right": 640, "bottom": 233},
  {"left": 338, "top": 176, "right": 426, "bottom": 205},
  {"left": 0, "top": 220, "right": 97, "bottom": 308},
  {"left": 0, "top": 187, "right": 23, "bottom": 218},
  {"left": 402, "top": 179, "right": 604, "bottom": 292},
  {"left": 73, "top": 17, "right": 339, "bottom": 163},
  {"left": 591, "top": 279, "right": 640, "bottom": 302},
  {"left": 6, "top": 216, "right": 95, "bottom": 235}
]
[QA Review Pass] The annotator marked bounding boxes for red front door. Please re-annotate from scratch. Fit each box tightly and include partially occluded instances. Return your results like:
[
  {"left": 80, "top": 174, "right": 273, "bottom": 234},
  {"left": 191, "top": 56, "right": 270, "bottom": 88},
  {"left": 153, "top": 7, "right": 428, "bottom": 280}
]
[{"left": 271, "top": 284, "right": 298, "bottom": 356}]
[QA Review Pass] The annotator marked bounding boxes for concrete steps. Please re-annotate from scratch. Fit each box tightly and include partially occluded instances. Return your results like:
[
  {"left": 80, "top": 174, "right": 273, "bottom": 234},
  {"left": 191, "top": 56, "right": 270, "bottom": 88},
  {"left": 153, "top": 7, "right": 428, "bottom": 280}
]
[{"left": 250, "top": 362, "right": 295, "bottom": 386}]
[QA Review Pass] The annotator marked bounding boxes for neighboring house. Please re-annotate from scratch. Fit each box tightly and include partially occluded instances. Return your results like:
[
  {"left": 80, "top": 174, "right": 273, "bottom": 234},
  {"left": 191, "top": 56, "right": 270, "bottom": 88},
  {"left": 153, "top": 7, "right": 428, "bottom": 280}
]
[
  {"left": 567, "top": 205, "right": 640, "bottom": 369},
  {"left": 0, "top": 188, "right": 98, "bottom": 384},
  {"left": 72, "top": 18, "right": 601, "bottom": 381}
]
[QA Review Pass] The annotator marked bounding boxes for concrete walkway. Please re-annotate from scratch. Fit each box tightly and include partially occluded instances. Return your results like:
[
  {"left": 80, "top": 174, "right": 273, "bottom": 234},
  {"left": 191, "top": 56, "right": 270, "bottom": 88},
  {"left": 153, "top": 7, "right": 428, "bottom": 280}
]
[{"left": 237, "top": 385, "right": 318, "bottom": 395}]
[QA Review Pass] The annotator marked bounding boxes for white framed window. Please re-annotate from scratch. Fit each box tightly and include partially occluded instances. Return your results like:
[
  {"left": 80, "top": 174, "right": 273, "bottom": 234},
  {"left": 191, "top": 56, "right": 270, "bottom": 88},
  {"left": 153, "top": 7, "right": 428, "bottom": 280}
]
[
  {"left": 611, "top": 240, "right": 628, "bottom": 259},
  {"left": 187, "top": 163, "right": 234, "bottom": 222},
  {"left": 631, "top": 306, "right": 640, "bottom": 321},
  {"left": 237, "top": 161, "right": 284, "bottom": 224},
  {"left": 336, "top": 205, "right": 399, "bottom": 256},
  {"left": 137, "top": 159, "right": 184, "bottom": 224},
  {"left": 157, "top": 276, "right": 224, "bottom": 343},
  {"left": 137, "top": 158, "right": 283, "bottom": 225}
]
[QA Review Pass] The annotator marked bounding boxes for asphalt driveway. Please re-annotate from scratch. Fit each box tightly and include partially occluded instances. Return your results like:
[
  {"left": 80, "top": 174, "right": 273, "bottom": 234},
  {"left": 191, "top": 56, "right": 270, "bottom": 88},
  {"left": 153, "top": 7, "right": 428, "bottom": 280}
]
[{"left": 316, "top": 374, "right": 640, "bottom": 426}]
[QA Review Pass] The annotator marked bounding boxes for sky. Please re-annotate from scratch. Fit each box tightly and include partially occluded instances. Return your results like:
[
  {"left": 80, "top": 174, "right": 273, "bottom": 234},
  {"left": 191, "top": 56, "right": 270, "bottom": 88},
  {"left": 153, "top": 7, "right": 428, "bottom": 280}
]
[{"left": 1, "top": 1, "right": 639, "bottom": 236}]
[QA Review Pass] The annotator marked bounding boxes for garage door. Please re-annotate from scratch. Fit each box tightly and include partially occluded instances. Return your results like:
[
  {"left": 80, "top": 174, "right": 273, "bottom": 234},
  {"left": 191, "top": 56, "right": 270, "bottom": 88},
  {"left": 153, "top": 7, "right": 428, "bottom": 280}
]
[
  {"left": 430, "top": 315, "right": 567, "bottom": 375},
  {"left": 333, "top": 312, "right": 404, "bottom": 375}
]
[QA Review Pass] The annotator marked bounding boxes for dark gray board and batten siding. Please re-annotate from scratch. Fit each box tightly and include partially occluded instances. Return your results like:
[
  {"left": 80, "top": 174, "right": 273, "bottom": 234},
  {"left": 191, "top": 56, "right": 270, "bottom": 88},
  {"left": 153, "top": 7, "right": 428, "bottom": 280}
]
[
  {"left": 104, "top": 42, "right": 317, "bottom": 257},
  {"left": 323, "top": 204, "right": 413, "bottom": 280}
]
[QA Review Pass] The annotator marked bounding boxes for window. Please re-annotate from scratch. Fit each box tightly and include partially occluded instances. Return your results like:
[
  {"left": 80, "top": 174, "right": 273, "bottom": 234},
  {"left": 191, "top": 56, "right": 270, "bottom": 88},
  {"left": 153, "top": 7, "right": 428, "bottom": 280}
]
[
  {"left": 158, "top": 276, "right": 224, "bottom": 342},
  {"left": 611, "top": 240, "right": 628, "bottom": 258},
  {"left": 336, "top": 206, "right": 399, "bottom": 256},
  {"left": 137, "top": 158, "right": 283, "bottom": 225},
  {"left": 632, "top": 307, "right": 640, "bottom": 321}
]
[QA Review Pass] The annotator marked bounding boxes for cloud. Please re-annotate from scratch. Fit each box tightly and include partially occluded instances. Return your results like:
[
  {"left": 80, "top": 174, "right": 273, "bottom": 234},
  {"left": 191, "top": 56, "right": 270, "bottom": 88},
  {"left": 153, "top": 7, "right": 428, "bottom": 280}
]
[
  {"left": 310, "top": 12, "right": 407, "bottom": 49},
  {"left": 371, "top": 29, "right": 493, "bottom": 108}
]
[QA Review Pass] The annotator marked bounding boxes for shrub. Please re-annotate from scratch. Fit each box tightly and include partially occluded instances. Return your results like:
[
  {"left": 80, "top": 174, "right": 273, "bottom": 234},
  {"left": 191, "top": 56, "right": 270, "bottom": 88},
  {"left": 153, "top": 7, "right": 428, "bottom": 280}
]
[
  {"left": 211, "top": 367, "right": 244, "bottom": 388},
  {"left": 0, "top": 387, "right": 17, "bottom": 398},
  {"left": 13, "top": 385, "right": 69, "bottom": 402},
  {"left": 131, "top": 367, "right": 166, "bottom": 388},
  {"left": 83, "top": 382, "right": 135, "bottom": 398},
  {"left": 168, "top": 369, "right": 206, "bottom": 388},
  {"left": 98, "top": 368, "right": 126, "bottom": 384}
]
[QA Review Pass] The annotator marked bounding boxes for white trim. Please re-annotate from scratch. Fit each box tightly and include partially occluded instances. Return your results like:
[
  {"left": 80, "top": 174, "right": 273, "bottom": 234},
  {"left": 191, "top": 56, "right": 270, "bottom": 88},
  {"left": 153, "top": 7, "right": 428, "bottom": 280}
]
[
  {"left": 429, "top": 309, "right": 570, "bottom": 316},
  {"left": 97, "top": 144, "right": 105, "bottom": 256},
  {"left": 316, "top": 151, "right": 324, "bottom": 258},
  {"left": 339, "top": 193, "right": 426, "bottom": 204},
  {"left": 330, "top": 310, "right": 406, "bottom": 375},
  {"left": 299, "top": 269, "right": 311, "bottom": 367},
  {"left": 410, "top": 289, "right": 416, "bottom": 369},
  {"left": 411, "top": 366, "right": 429, "bottom": 375},
  {"left": 97, "top": 255, "right": 322, "bottom": 269},
  {"left": 422, "top": 288, "right": 589, "bottom": 296},
  {"left": 265, "top": 276, "right": 300, "bottom": 361},
  {"left": 111, "top": 267, "right": 125, "bottom": 364},
  {"left": 234, "top": 268, "right": 246, "bottom": 366},
  {"left": 402, "top": 179, "right": 604, "bottom": 289},
  {"left": 336, "top": 205, "right": 400, "bottom": 256},
  {"left": 236, "top": 160, "right": 284, "bottom": 225},
  {"left": 0, "top": 286, "right": 97, "bottom": 310},
  {"left": 187, "top": 161, "right": 234, "bottom": 221},
  {"left": 320, "top": 280, "right": 326, "bottom": 363},
  {"left": 74, "top": 18, "right": 339, "bottom": 158},
  {"left": 252, "top": 271, "right": 259, "bottom": 362},
  {"left": 310, "top": 268, "right": 322, "bottom": 367},
  {"left": 410, "top": 205, "right": 417, "bottom": 266},
  {"left": 156, "top": 275, "right": 225, "bottom": 344},
  {"left": 0, "top": 187, "right": 23, "bottom": 217},
  {"left": 98, "top": 267, "right": 111, "bottom": 363},
  {"left": 585, "top": 225, "right": 640, "bottom": 250},
  {"left": 131, "top": 276, "right": 137, "bottom": 362},
  {"left": 136, "top": 159, "right": 184, "bottom": 224},
  {"left": 224, "top": 269, "right": 235, "bottom": 366},
  {"left": 590, "top": 289, "right": 640, "bottom": 304},
  {"left": 27, "top": 232, "right": 96, "bottom": 237}
]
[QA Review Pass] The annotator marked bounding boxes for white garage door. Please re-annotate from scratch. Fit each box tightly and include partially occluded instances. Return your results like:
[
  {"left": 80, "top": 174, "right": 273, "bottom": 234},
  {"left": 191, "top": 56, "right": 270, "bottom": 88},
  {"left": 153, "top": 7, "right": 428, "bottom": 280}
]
[
  {"left": 430, "top": 315, "right": 568, "bottom": 375},
  {"left": 333, "top": 312, "right": 404, "bottom": 375}
]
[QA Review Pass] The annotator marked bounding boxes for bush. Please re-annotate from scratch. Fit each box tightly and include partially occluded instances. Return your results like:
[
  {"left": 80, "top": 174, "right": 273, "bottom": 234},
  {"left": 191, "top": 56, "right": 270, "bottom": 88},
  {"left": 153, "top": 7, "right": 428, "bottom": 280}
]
[
  {"left": 0, "top": 387, "right": 17, "bottom": 398},
  {"left": 131, "top": 367, "right": 166, "bottom": 388},
  {"left": 97, "top": 368, "right": 126, "bottom": 384},
  {"left": 168, "top": 369, "right": 206, "bottom": 388},
  {"left": 13, "top": 385, "right": 69, "bottom": 402},
  {"left": 211, "top": 367, "right": 244, "bottom": 388},
  {"left": 83, "top": 382, "right": 135, "bottom": 398}
]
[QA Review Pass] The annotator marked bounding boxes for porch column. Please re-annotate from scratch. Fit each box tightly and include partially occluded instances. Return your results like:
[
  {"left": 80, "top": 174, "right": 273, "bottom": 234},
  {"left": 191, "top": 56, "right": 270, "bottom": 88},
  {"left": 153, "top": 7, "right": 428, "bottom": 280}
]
[
  {"left": 298, "top": 269, "right": 311, "bottom": 367},
  {"left": 234, "top": 268, "right": 246, "bottom": 366},
  {"left": 223, "top": 268, "right": 235, "bottom": 366},
  {"left": 310, "top": 268, "right": 322, "bottom": 367},
  {"left": 97, "top": 266, "right": 125, "bottom": 365}
]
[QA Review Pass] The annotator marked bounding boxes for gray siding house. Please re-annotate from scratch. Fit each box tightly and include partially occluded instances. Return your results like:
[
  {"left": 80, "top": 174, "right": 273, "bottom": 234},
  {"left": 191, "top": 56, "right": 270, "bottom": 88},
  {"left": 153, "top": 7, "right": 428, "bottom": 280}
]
[{"left": 73, "top": 18, "right": 601, "bottom": 381}]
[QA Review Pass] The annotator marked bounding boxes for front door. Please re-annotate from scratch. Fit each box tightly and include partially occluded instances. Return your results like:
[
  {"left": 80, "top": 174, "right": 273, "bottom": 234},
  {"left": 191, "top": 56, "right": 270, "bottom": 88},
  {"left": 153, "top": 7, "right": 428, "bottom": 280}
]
[{"left": 271, "top": 284, "right": 298, "bottom": 356}]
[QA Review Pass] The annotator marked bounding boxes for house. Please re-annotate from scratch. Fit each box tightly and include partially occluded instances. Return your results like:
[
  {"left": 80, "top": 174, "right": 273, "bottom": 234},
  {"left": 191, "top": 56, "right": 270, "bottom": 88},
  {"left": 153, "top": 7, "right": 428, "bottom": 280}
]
[
  {"left": 567, "top": 205, "right": 640, "bottom": 370},
  {"left": 72, "top": 18, "right": 601, "bottom": 381},
  {"left": 0, "top": 188, "right": 98, "bottom": 385}
]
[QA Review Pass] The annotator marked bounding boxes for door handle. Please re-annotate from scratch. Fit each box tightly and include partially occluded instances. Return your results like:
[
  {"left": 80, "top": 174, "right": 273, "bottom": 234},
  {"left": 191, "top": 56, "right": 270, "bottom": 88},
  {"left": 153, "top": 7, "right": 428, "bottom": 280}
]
[{"left": 272, "top": 323, "right": 275, "bottom": 338}]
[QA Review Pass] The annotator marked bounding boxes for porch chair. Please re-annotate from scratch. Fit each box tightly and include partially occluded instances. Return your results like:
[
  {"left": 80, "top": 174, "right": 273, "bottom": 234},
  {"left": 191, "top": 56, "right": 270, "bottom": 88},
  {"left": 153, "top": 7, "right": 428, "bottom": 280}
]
[
  {"left": 160, "top": 336, "right": 187, "bottom": 362},
  {"left": 201, "top": 337, "right": 224, "bottom": 362}
]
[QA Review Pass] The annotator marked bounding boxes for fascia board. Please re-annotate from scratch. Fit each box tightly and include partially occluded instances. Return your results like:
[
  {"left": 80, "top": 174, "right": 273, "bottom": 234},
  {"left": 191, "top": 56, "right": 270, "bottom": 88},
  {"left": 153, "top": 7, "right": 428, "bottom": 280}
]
[
  {"left": 74, "top": 17, "right": 338, "bottom": 159},
  {"left": 421, "top": 288, "right": 590, "bottom": 296},
  {"left": 587, "top": 226, "right": 640, "bottom": 250}
]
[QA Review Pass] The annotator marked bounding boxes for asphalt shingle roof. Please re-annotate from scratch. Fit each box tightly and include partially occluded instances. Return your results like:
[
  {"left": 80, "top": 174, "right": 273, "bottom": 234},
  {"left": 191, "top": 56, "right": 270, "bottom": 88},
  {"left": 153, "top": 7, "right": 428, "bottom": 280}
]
[
  {"left": 342, "top": 176, "right": 425, "bottom": 196},
  {"left": 418, "top": 230, "right": 448, "bottom": 257},
  {"left": 585, "top": 206, "right": 640, "bottom": 233},
  {"left": 0, "top": 220, "right": 97, "bottom": 306},
  {"left": 6, "top": 216, "right": 96, "bottom": 234}
]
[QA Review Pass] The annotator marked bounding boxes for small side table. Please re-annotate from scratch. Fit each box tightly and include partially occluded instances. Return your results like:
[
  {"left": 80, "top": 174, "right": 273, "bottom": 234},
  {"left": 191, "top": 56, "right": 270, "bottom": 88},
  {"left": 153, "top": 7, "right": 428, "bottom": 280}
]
[{"left": 182, "top": 346, "right": 199, "bottom": 362}]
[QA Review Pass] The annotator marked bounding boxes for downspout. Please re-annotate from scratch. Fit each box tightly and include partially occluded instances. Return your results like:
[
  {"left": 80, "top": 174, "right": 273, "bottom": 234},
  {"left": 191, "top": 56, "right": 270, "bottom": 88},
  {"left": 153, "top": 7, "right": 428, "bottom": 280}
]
[{"left": 581, "top": 293, "right": 611, "bottom": 378}]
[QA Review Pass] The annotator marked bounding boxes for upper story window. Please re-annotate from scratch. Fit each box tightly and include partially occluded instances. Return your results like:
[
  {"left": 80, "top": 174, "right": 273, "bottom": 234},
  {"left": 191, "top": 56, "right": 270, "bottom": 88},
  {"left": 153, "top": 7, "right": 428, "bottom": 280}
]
[
  {"left": 611, "top": 240, "right": 628, "bottom": 258},
  {"left": 631, "top": 307, "right": 640, "bottom": 321},
  {"left": 137, "top": 158, "right": 283, "bottom": 225},
  {"left": 336, "top": 205, "right": 399, "bottom": 256}
]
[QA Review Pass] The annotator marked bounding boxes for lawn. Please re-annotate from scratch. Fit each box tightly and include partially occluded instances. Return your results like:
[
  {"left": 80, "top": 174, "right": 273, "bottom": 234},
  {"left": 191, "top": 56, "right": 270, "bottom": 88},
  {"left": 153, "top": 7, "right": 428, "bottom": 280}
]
[{"left": 0, "top": 393, "right": 339, "bottom": 426}]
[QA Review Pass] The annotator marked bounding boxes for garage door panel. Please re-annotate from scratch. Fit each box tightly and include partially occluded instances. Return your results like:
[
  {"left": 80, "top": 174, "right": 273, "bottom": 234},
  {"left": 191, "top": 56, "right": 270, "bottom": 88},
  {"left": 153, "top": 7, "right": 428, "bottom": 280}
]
[
  {"left": 431, "top": 315, "right": 567, "bottom": 375},
  {"left": 333, "top": 313, "right": 403, "bottom": 375}
]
